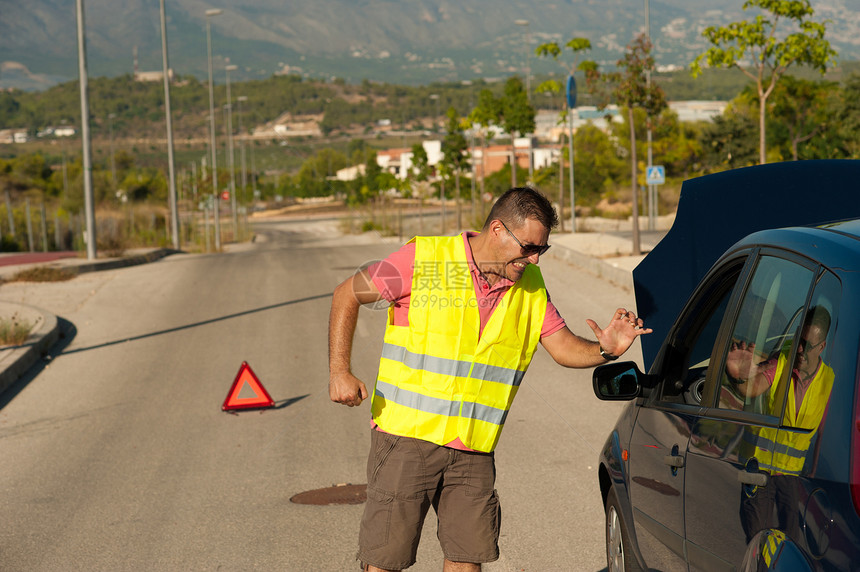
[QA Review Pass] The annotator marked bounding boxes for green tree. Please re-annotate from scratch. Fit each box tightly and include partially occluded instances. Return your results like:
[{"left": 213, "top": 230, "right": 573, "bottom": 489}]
[
  {"left": 408, "top": 142, "right": 431, "bottom": 184},
  {"left": 570, "top": 124, "right": 627, "bottom": 204},
  {"left": 407, "top": 142, "right": 432, "bottom": 231},
  {"left": 296, "top": 148, "right": 348, "bottom": 198},
  {"left": 654, "top": 112, "right": 705, "bottom": 180},
  {"left": 468, "top": 78, "right": 534, "bottom": 190},
  {"left": 363, "top": 149, "right": 383, "bottom": 198},
  {"left": 691, "top": 0, "right": 838, "bottom": 164},
  {"left": 500, "top": 77, "right": 535, "bottom": 188},
  {"left": 767, "top": 76, "right": 835, "bottom": 160},
  {"left": 588, "top": 34, "right": 666, "bottom": 254},
  {"left": 466, "top": 89, "right": 501, "bottom": 198},
  {"left": 441, "top": 107, "right": 470, "bottom": 229},
  {"left": 835, "top": 74, "right": 860, "bottom": 158},
  {"left": 701, "top": 103, "right": 759, "bottom": 170},
  {"left": 535, "top": 36, "right": 593, "bottom": 231}
]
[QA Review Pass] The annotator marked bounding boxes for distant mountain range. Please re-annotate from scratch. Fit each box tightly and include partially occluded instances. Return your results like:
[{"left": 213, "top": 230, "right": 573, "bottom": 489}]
[{"left": 2, "top": 0, "right": 860, "bottom": 91}]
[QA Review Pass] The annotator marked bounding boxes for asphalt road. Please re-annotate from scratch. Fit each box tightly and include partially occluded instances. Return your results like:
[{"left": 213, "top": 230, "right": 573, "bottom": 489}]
[{"left": 0, "top": 219, "right": 642, "bottom": 571}]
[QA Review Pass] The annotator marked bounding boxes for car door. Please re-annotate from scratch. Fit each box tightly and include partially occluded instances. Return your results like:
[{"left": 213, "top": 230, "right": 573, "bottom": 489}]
[
  {"left": 684, "top": 252, "right": 822, "bottom": 570},
  {"left": 626, "top": 255, "right": 747, "bottom": 570}
]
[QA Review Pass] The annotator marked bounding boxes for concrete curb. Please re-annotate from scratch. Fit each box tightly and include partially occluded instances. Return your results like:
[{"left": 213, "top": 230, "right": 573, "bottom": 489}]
[
  {"left": 52, "top": 248, "right": 180, "bottom": 276},
  {"left": 0, "top": 301, "right": 59, "bottom": 396}
]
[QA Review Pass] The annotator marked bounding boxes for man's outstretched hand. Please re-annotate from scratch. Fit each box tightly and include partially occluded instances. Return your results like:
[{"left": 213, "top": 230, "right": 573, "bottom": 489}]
[
  {"left": 587, "top": 308, "right": 652, "bottom": 358},
  {"left": 726, "top": 341, "right": 757, "bottom": 383}
]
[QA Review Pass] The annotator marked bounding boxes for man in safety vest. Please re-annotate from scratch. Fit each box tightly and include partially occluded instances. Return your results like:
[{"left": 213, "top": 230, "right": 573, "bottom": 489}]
[
  {"left": 329, "top": 187, "right": 651, "bottom": 572},
  {"left": 726, "top": 305, "right": 834, "bottom": 474},
  {"left": 726, "top": 305, "right": 835, "bottom": 540}
]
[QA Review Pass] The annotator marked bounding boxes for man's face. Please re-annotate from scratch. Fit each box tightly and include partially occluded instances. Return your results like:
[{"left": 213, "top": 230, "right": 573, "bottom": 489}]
[
  {"left": 796, "top": 324, "right": 826, "bottom": 374},
  {"left": 493, "top": 217, "right": 550, "bottom": 282}
]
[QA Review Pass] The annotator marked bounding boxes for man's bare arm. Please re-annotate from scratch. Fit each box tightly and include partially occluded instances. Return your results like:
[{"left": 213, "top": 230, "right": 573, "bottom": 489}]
[{"left": 328, "top": 270, "right": 383, "bottom": 407}]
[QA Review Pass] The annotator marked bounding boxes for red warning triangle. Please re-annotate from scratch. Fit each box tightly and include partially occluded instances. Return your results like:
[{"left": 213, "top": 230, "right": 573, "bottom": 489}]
[{"left": 222, "top": 362, "right": 275, "bottom": 411}]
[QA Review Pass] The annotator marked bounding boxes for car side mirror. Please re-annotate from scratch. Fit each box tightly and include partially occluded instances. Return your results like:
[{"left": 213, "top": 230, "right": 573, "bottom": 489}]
[{"left": 592, "top": 361, "right": 650, "bottom": 400}]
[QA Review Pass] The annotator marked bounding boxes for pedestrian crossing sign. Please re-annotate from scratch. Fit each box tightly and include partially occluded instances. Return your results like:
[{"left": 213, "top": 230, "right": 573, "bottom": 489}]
[{"left": 646, "top": 165, "right": 665, "bottom": 185}]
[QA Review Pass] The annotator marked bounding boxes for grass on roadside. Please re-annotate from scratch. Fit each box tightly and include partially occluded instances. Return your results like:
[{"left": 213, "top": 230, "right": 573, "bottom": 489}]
[
  {"left": 0, "top": 314, "right": 32, "bottom": 346},
  {"left": 6, "top": 266, "right": 77, "bottom": 283}
]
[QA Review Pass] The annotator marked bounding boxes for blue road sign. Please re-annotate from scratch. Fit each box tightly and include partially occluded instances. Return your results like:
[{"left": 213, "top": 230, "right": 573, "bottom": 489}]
[
  {"left": 646, "top": 165, "right": 665, "bottom": 185},
  {"left": 566, "top": 75, "right": 577, "bottom": 109}
]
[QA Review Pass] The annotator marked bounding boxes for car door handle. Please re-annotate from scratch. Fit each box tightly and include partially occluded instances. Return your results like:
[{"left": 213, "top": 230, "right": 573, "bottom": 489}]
[
  {"left": 737, "top": 471, "right": 768, "bottom": 487},
  {"left": 663, "top": 455, "right": 685, "bottom": 468}
]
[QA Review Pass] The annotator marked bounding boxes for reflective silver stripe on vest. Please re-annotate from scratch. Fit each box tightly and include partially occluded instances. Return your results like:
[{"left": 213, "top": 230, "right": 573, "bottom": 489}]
[
  {"left": 374, "top": 380, "right": 461, "bottom": 418},
  {"left": 741, "top": 431, "right": 807, "bottom": 475},
  {"left": 470, "top": 361, "right": 525, "bottom": 386},
  {"left": 375, "top": 379, "right": 509, "bottom": 426},
  {"left": 382, "top": 342, "right": 525, "bottom": 386},
  {"left": 742, "top": 431, "right": 810, "bottom": 459},
  {"left": 460, "top": 400, "right": 509, "bottom": 425},
  {"left": 736, "top": 453, "right": 801, "bottom": 476},
  {"left": 756, "top": 460, "right": 801, "bottom": 476}
]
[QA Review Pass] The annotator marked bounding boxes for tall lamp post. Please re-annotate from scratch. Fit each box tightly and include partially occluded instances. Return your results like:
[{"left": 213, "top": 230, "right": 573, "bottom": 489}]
[
  {"left": 429, "top": 93, "right": 439, "bottom": 133},
  {"left": 515, "top": 19, "right": 531, "bottom": 101},
  {"left": 567, "top": 75, "right": 577, "bottom": 233},
  {"left": 645, "top": 0, "right": 655, "bottom": 230},
  {"left": 237, "top": 95, "right": 248, "bottom": 199},
  {"left": 225, "top": 64, "right": 238, "bottom": 235},
  {"left": 205, "top": 8, "right": 222, "bottom": 250},
  {"left": 160, "top": 0, "right": 180, "bottom": 249},
  {"left": 108, "top": 112, "right": 117, "bottom": 189},
  {"left": 75, "top": 0, "right": 96, "bottom": 260},
  {"left": 515, "top": 19, "right": 534, "bottom": 182}
]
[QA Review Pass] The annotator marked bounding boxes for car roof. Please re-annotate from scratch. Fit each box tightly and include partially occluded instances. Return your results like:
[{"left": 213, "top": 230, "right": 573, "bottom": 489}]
[
  {"left": 730, "top": 218, "right": 860, "bottom": 267},
  {"left": 633, "top": 161, "right": 860, "bottom": 370}
]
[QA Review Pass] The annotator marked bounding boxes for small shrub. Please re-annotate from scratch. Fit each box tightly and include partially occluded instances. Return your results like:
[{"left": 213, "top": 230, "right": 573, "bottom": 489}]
[
  {"left": 8, "top": 266, "right": 77, "bottom": 282},
  {"left": 0, "top": 235, "right": 21, "bottom": 252},
  {"left": 0, "top": 314, "right": 32, "bottom": 346}
]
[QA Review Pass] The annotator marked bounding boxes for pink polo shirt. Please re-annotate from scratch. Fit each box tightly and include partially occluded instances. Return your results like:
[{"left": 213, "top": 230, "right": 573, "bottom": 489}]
[
  {"left": 367, "top": 232, "right": 566, "bottom": 337},
  {"left": 366, "top": 232, "right": 566, "bottom": 450}
]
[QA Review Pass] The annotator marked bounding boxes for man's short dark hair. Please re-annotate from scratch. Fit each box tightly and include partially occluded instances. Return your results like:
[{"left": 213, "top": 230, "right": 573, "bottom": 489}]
[
  {"left": 483, "top": 187, "right": 559, "bottom": 232},
  {"left": 806, "top": 305, "right": 832, "bottom": 336}
]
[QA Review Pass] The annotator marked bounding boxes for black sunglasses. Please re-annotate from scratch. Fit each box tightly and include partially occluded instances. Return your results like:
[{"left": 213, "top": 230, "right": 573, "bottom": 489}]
[{"left": 500, "top": 220, "right": 551, "bottom": 257}]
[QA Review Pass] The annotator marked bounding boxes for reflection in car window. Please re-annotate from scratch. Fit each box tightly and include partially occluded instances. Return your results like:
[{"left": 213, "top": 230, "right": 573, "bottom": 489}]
[
  {"left": 784, "top": 271, "right": 839, "bottom": 434},
  {"left": 719, "top": 256, "right": 815, "bottom": 414},
  {"left": 737, "top": 269, "right": 840, "bottom": 478}
]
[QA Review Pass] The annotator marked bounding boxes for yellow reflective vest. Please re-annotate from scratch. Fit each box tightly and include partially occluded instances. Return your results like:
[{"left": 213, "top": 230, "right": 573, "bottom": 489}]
[
  {"left": 371, "top": 235, "right": 548, "bottom": 453},
  {"left": 745, "top": 353, "right": 835, "bottom": 476}
]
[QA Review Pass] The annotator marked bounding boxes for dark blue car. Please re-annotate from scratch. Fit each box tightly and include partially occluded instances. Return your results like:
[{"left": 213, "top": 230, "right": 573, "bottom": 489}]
[{"left": 593, "top": 161, "right": 860, "bottom": 571}]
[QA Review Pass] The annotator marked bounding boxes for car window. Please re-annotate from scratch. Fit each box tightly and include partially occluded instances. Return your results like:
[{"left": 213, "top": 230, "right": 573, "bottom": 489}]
[
  {"left": 654, "top": 259, "right": 744, "bottom": 406},
  {"left": 717, "top": 256, "right": 815, "bottom": 415}
]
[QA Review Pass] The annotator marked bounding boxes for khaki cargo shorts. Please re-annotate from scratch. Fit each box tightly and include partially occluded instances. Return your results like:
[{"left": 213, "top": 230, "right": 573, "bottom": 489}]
[{"left": 357, "top": 429, "right": 501, "bottom": 570}]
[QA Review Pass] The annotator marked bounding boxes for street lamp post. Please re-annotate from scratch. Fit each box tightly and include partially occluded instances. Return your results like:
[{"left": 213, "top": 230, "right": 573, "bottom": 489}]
[
  {"left": 108, "top": 112, "right": 117, "bottom": 189},
  {"left": 237, "top": 95, "right": 248, "bottom": 200},
  {"left": 160, "top": 0, "right": 180, "bottom": 250},
  {"left": 76, "top": 0, "right": 96, "bottom": 260},
  {"left": 205, "top": 8, "right": 222, "bottom": 250},
  {"left": 225, "top": 64, "right": 238, "bottom": 235},
  {"left": 515, "top": 19, "right": 531, "bottom": 101},
  {"left": 566, "top": 75, "right": 577, "bottom": 233},
  {"left": 645, "top": 0, "right": 656, "bottom": 230},
  {"left": 428, "top": 93, "right": 440, "bottom": 133},
  {"left": 515, "top": 19, "right": 534, "bottom": 182}
]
